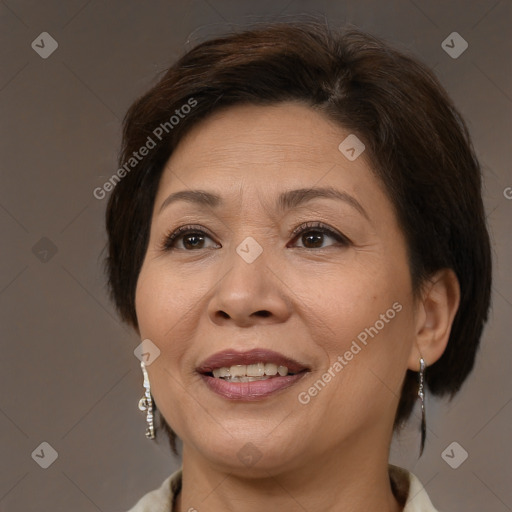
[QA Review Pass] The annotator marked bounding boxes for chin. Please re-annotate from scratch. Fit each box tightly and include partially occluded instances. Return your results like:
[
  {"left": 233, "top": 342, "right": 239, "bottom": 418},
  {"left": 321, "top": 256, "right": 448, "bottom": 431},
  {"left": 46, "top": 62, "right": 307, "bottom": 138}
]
[{"left": 184, "top": 426, "right": 303, "bottom": 475}]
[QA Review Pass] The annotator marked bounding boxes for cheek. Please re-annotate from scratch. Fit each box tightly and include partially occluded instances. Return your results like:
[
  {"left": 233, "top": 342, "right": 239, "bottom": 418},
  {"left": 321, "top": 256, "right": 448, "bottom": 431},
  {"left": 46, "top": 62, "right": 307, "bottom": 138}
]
[
  {"left": 136, "top": 258, "right": 204, "bottom": 331},
  {"left": 134, "top": 258, "right": 223, "bottom": 387},
  {"left": 135, "top": 262, "right": 191, "bottom": 364},
  {"left": 293, "top": 255, "right": 408, "bottom": 345},
  {"left": 295, "top": 253, "right": 414, "bottom": 397}
]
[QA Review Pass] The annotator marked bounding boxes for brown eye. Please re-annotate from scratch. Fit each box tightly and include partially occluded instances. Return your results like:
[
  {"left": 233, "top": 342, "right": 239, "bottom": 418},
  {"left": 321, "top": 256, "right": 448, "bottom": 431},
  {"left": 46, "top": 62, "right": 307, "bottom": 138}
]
[
  {"left": 180, "top": 233, "right": 207, "bottom": 250},
  {"left": 161, "top": 225, "right": 220, "bottom": 251},
  {"left": 300, "top": 230, "right": 326, "bottom": 248},
  {"left": 290, "top": 222, "right": 350, "bottom": 249}
]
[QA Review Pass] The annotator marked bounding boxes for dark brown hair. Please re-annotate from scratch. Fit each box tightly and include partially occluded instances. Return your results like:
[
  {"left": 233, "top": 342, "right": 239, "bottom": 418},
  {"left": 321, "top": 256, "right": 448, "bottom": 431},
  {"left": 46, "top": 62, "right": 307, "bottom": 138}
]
[{"left": 104, "top": 19, "right": 492, "bottom": 453}]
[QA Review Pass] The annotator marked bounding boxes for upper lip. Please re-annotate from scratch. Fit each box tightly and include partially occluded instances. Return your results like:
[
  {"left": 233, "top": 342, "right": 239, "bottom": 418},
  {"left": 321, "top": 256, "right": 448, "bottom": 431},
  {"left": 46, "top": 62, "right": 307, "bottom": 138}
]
[{"left": 196, "top": 348, "right": 309, "bottom": 375}]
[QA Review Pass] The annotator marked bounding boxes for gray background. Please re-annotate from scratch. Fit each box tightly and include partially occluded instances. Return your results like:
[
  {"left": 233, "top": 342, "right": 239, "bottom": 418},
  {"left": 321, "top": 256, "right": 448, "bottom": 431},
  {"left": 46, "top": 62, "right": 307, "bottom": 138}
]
[{"left": 1, "top": 1, "right": 511, "bottom": 511}]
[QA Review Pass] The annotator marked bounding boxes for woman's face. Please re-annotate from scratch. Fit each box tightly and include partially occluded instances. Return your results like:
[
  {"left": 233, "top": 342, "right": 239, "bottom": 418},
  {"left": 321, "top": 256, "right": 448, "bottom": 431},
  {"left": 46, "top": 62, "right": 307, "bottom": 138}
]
[{"left": 135, "top": 102, "right": 419, "bottom": 473}]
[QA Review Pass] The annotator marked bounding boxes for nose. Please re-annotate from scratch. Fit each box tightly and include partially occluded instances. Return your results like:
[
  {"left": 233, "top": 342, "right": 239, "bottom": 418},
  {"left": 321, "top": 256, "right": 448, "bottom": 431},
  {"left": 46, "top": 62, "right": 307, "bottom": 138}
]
[{"left": 207, "top": 242, "right": 292, "bottom": 328}]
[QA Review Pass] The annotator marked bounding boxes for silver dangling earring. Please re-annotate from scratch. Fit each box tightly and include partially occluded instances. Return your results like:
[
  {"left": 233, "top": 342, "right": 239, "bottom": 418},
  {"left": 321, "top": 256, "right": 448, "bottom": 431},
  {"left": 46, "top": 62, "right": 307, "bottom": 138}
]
[
  {"left": 418, "top": 356, "right": 426, "bottom": 457},
  {"left": 138, "top": 360, "right": 155, "bottom": 439}
]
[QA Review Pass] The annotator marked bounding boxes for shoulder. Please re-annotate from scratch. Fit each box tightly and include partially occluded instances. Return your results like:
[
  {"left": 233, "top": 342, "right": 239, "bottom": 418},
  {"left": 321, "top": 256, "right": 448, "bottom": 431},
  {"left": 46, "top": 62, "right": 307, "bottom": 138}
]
[
  {"left": 125, "top": 469, "right": 182, "bottom": 512},
  {"left": 389, "top": 464, "right": 441, "bottom": 512}
]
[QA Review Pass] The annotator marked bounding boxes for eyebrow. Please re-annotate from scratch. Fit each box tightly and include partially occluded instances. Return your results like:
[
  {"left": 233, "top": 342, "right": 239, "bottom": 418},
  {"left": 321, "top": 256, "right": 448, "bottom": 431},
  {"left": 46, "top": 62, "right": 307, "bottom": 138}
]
[{"left": 158, "top": 186, "right": 369, "bottom": 220}]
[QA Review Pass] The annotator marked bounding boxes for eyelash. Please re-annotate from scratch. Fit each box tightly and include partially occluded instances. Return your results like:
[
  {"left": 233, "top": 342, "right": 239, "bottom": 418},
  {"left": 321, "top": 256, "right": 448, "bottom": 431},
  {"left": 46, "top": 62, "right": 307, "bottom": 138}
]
[{"left": 160, "top": 221, "right": 350, "bottom": 252}]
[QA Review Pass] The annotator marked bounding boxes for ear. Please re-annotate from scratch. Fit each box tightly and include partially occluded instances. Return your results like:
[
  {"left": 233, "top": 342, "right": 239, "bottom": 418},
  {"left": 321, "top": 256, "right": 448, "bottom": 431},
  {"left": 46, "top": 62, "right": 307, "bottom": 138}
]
[{"left": 407, "top": 268, "right": 461, "bottom": 371}]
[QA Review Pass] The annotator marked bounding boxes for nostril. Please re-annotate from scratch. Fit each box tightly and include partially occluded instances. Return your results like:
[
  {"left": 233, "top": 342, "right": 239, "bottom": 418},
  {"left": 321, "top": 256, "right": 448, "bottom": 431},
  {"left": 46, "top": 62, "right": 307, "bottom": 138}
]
[{"left": 255, "top": 310, "right": 271, "bottom": 318}]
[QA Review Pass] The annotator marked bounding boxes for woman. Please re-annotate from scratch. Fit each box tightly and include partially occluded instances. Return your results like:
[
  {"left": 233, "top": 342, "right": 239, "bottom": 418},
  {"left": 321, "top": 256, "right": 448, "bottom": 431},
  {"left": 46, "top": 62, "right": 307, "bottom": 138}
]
[{"left": 105, "top": 20, "right": 492, "bottom": 512}]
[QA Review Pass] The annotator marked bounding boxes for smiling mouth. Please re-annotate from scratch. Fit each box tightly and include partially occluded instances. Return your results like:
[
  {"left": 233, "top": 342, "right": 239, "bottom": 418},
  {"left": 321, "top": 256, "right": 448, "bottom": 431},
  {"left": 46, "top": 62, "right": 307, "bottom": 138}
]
[{"left": 196, "top": 349, "right": 310, "bottom": 400}]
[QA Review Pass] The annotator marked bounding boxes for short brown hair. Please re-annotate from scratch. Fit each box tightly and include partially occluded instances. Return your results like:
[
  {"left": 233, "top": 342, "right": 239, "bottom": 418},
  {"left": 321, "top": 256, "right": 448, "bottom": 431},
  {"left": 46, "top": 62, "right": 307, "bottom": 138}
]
[{"left": 104, "top": 19, "right": 492, "bottom": 450}]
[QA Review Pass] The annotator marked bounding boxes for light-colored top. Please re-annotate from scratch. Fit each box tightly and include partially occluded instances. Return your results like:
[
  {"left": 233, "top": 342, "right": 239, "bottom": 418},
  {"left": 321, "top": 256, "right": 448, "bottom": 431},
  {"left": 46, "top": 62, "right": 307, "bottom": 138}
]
[{"left": 125, "top": 464, "right": 440, "bottom": 512}]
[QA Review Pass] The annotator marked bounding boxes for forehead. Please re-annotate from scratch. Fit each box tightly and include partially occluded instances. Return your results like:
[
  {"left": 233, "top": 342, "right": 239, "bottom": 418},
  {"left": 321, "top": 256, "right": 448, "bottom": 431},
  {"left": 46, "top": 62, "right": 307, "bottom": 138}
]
[
  {"left": 161, "top": 102, "right": 373, "bottom": 189},
  {"left": 154, "top": 102, "right": 389, "bottom": 218}
]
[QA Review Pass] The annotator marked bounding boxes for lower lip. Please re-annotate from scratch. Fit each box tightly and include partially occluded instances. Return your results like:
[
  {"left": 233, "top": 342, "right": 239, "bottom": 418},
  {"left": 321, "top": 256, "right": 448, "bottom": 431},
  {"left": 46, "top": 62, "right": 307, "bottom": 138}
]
[{"left": 201, "top": 373, "right": 307, "bottom": 401}]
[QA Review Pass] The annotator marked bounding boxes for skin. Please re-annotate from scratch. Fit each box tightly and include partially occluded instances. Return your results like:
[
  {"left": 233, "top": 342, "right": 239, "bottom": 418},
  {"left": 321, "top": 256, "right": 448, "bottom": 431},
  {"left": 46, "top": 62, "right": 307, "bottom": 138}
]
[{"left": 135, "top": 101, "right": 460, "bottom": 512}]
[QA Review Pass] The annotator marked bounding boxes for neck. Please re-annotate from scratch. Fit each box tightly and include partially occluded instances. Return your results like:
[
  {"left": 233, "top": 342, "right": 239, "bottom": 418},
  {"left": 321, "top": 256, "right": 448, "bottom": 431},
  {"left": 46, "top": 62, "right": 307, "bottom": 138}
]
[{"left": 175, "top": 438, "right": 403, "bottom": 512}]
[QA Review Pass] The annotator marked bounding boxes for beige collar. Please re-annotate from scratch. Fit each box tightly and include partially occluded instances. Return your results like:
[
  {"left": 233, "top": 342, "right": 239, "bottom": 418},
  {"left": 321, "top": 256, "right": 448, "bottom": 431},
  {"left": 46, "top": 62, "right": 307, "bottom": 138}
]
[{"left": 126, "top": 464, "right": 440, "bottom": 512}]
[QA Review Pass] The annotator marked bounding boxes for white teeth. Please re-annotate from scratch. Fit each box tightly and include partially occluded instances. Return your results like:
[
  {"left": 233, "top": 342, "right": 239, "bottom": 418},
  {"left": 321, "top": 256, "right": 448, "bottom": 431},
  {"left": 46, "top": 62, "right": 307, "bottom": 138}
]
[
  {"left": 247, "top": 363, "right": 265, "bottom": 377},
  {"left": 264, "top": 363, "right": 278, "bottom": 376},
  {"left": 277, "top": 365, "right": 288, "bottom": 376},
  {"left": 210, "top": 362, "right": 291, "bottom": 380},
  {"left": 212, "top": 367, "right": 230, "bottom": 378},
  {"left": 230, "top": 365, "right": 246, "bottom": 377}
]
